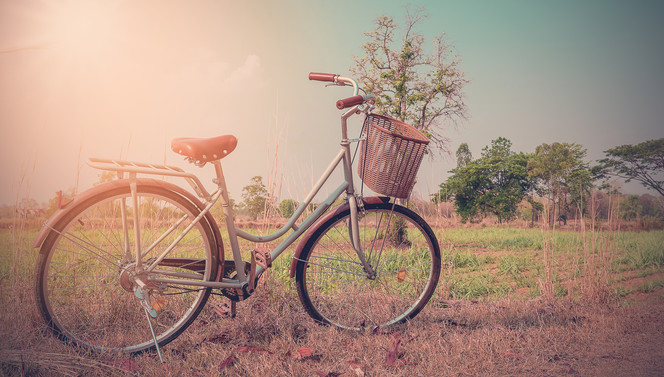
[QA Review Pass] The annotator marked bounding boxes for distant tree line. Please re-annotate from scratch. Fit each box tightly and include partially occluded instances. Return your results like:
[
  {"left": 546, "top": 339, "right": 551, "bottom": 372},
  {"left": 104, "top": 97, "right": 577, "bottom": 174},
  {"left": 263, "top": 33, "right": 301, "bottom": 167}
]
[
  {"left": 433, "top": 137, "right": 664, "bottom": 225},
  {"left": 3, "top": 138, "right": 661, "bottom": 229}
]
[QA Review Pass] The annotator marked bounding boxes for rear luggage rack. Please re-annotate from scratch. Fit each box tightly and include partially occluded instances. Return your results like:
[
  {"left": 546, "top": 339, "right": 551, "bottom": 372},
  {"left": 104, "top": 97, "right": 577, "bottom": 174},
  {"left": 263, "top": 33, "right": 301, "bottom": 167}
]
[{"left": 87, "top": 157, "right": 212, "bottom": 200}]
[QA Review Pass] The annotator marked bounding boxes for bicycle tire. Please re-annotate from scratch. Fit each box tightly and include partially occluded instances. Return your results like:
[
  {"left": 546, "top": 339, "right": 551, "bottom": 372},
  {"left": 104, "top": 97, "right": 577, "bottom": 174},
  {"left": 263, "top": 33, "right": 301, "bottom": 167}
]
[
  {"left": 35, "top": 180, "right": 219, "bottom": 354},
  {"left": 295, "top": 202, "right": 441, "bottom": 330}
]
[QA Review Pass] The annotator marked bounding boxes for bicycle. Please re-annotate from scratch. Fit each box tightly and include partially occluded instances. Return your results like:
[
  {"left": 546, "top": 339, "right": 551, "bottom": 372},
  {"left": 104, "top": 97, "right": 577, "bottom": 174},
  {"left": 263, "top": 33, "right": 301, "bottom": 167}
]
[{"left": 33, "top": 72, "right": 441, "bottom": 358}]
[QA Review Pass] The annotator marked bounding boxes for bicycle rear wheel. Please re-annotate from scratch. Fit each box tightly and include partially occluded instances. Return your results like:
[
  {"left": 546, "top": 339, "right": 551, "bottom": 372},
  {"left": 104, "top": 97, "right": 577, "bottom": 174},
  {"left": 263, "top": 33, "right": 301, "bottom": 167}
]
[
  {"left": 35, "top": 180, "right": 219, "bottom": 354},
  {"left": 295, "top": 202, "right": 440, "bottom": 330}
]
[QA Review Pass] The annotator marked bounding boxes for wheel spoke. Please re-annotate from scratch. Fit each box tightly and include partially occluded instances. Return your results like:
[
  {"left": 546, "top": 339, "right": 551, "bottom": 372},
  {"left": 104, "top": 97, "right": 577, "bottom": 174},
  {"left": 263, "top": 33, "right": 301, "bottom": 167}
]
[
  {"left": 296, "top": 203, "right": 440, "bottom": 330},
  {"left": 36, "top": 182, "right": 218, "bottom": 354}
]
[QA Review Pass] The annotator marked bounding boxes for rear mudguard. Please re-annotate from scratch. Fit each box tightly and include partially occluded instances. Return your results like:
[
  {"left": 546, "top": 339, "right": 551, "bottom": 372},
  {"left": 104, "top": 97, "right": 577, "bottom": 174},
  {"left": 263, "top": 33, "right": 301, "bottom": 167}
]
[
  {"left": 289, "top": 196, "right": 390, "bottom": 278},
  {"left": 32, "top": 179, "right": 224, "bottom": 276}
]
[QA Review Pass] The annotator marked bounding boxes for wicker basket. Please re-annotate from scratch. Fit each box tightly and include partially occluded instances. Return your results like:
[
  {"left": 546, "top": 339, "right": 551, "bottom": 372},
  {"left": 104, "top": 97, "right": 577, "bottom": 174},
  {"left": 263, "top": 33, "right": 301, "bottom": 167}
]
[{"left": 358, "top": 114, "right": 429, "bottom": 199}]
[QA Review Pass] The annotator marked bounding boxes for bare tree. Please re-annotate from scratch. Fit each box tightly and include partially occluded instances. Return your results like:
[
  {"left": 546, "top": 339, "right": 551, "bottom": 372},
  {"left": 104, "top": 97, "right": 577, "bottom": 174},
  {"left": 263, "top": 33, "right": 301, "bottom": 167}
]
[{"left": 350, "top": 8, "right": 468, "bottom": 153}]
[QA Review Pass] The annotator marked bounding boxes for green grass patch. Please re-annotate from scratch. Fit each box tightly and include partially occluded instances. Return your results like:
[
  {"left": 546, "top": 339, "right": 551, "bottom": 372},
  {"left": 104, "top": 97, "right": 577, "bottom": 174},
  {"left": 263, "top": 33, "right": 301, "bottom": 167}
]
[
  {"left": 438, "top": 228, "right": 543, "bottom": 251},
  {"left": 447, "top": 272, "right": 513, "bottom": 299}
]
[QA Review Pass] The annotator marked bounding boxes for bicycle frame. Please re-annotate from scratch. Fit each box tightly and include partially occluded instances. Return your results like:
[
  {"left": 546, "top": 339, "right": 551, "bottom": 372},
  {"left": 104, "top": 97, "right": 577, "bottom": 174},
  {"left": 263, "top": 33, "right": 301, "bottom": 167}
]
[{"left": 86, "top": 79, "right": 375, "bottom": 292}]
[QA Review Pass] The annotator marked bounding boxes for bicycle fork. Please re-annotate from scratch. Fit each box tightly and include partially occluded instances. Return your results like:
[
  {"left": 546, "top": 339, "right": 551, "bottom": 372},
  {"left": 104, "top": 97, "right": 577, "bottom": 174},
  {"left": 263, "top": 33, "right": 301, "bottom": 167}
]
[{"left": 347, "top": 195, "right": 377, "bottom": 279}]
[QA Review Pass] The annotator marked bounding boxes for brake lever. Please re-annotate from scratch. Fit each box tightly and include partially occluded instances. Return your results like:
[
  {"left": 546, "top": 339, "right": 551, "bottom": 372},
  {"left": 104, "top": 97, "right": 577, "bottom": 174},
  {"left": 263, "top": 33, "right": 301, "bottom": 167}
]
[{"left": 325, "top": 82, "right": 352, "bottom": 88}]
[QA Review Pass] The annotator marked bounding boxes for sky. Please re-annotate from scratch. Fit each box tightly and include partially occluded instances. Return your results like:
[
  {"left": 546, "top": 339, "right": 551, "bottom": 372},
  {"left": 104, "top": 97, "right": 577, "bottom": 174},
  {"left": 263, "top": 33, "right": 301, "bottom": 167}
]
[{"left": 1, "top": 0, "right": 663, "bottom": 207}]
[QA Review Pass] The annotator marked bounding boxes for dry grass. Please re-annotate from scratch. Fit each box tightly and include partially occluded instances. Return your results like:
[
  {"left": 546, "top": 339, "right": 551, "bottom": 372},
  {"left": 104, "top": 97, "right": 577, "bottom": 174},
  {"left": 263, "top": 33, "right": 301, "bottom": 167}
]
[
  {"left": 2, "top": 218, "right": 664, "bottom": 376},
  {"left": 2, "top": 264, "right": 664, "bottom": 377}
]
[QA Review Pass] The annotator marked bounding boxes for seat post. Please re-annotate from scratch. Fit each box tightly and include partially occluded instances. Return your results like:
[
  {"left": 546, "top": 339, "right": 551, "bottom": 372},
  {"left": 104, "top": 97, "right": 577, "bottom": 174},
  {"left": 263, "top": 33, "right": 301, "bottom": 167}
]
[
  {"left": 212, "top": 160, "right": 233, "bottom": 211},
  {"left": 212, "top": 160, "right": 225, "bottom": 187},
  {"left": 212, "top": 160, "right": 247, "bottom": 281}
]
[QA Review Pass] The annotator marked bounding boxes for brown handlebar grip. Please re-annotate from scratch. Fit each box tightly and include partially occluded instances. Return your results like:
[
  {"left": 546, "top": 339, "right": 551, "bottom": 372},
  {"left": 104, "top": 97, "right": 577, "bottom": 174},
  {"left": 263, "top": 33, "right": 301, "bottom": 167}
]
[
  {"left": 336, "top": 95, "right": 365, "bottom": 109},
  {"left": 309, "top": 72, "right": 337, "bottom": 82}
]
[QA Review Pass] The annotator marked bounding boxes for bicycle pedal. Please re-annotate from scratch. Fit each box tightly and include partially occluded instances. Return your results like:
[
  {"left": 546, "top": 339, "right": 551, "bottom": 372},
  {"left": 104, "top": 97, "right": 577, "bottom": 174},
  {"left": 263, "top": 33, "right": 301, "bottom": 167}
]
[
  {"left": 252, "top": 248, "right": 272, "bottom": 269},
  {"left": 214, "top": 301, "right": 237, "bottom": 318}
]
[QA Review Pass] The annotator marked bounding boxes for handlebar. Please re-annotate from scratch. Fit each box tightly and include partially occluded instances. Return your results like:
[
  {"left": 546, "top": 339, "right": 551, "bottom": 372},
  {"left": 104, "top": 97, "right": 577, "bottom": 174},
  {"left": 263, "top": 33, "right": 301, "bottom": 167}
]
[
  {"left": 309, "top": 71, "right": 373, "bottom": 110},
  {"left": 336, "top": 95, "right": 365, "bottom": 110},
  {"left": 309, "top": 72, "right": 338, "bottom": 82}
]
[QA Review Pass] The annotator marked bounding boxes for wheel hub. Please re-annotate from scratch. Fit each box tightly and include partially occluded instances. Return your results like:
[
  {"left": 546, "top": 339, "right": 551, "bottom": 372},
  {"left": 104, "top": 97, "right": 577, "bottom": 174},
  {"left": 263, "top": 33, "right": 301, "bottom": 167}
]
[
  {"left": 118, "top": 263, "right": 155, "bottom": 292},
  {"left": 119, "top": 263, "right": 139, "bottom": 292}
]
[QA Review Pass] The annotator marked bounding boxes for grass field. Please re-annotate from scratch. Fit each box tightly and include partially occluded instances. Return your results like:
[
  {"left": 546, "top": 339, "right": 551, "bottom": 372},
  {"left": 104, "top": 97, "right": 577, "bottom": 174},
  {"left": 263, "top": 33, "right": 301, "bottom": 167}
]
[{"left": 1, "top": 221, "right": 663, "bottom": 376}]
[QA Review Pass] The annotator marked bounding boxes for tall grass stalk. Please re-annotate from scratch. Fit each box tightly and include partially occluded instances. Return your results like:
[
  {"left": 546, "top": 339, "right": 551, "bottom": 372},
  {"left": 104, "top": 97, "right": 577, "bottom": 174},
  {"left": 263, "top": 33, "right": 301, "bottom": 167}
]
[
  {"left": 539, "top": 204, "right": 555, "bottom": 297},
  {"left": 10, "top": 158, "right": 37, "bottom": 285},
  {"left": 260, "top": 105, "right": 286, "bottom": 236}
]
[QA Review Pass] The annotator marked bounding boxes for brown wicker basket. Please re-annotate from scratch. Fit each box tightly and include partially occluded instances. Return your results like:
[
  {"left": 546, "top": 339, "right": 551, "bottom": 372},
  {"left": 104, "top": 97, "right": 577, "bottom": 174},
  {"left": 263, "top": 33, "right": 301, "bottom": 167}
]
[{"left": 358, "top": 114, "right": 429, "bottom": 199}]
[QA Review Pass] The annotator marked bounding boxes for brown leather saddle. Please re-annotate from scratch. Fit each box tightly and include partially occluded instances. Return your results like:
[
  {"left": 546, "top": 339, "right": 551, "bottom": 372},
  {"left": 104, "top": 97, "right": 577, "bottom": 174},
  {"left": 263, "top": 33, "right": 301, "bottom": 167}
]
[{"left": 171, "top": 135, "right": 237, "bottom": 165}]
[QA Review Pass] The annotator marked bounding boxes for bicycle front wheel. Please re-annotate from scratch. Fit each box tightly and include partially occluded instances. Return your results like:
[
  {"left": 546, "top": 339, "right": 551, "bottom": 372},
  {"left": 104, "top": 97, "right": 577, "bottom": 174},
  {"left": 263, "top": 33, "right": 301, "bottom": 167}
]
[
  {"left": 295, "top": 202, "right": 441, "bottom": 330},
  {"left": 35, "top": 180, "right": 219, "bottom": 354}
]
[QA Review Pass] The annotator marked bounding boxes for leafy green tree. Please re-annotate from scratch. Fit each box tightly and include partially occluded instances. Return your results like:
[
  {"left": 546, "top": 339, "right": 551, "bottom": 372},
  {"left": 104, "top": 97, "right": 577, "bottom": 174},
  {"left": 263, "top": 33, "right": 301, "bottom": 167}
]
[
  {"left": 455, "top": 142, "right": 472, "bottom": 168},
  {"left": 350, "top": 8, "right": 467, "bottom": 152},
  {"left": 564, "top": 166, "right": 594, "bottom": 220},
  {"left": 620, "top": 195, "right": 642, "bottom": 220},
  {"left": 527, "top": 197, "right": 545, "bottom": 227},
  {"left": 639, "top": 194, "right": 664, "bottom": 220},
  {"left": 529, "top": 142, "right": 590, "bottom": 226},
  {"left": 437, "top": 137, "right": 532, "bottom": 223},
  {"left": 596, "top": 138, "right": 664, "bottom": 197},
  {"left": 279, "top": 199, "right": 298, "bottom": 219},
  {"left": 241, "top": 176, "right": 269, "bottom": 220}
]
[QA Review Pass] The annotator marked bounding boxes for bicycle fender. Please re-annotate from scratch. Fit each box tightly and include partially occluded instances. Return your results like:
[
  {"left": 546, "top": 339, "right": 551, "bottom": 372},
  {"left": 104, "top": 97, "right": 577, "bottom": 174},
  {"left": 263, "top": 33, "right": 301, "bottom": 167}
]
[
  {"left": 32, "top": 179, "right": 224, "bottom": 266},
  {"left": 289, "top": 196, "right": 390, "bottom": 278}
]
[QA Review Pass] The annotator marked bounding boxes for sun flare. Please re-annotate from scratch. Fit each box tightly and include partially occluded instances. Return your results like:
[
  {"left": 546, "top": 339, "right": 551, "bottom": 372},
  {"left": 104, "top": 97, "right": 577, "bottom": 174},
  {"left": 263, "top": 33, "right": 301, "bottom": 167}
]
[{"left": 40, "top": 0, "right": 121, "bottom": 66}]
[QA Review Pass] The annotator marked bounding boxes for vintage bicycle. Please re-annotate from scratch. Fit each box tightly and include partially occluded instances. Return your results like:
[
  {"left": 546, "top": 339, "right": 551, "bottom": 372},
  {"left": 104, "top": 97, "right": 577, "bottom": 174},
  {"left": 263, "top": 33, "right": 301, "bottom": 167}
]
[{"left": 33, "top": 72, "right": 441, "bottom": 358}]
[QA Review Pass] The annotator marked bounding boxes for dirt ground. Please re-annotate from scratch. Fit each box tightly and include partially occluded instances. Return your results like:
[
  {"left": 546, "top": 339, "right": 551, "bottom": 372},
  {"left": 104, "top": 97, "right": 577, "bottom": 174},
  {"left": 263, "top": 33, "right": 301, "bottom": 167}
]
[{"left": 578, "top": 292, "right": 664, "bottom": 377}]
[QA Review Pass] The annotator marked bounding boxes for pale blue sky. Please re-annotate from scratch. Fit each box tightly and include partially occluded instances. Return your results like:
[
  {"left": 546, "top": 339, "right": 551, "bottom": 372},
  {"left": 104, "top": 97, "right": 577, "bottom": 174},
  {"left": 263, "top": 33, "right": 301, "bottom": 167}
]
[{"left": 1, "top": 0, "right": 662, "bottom": 205}]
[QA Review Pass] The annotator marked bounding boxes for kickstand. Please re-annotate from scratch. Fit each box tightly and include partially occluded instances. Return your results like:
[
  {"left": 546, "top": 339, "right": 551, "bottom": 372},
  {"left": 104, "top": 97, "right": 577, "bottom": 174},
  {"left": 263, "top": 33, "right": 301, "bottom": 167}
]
[{"left": 144, "top": 307, "right": 164, "bottom": 363}]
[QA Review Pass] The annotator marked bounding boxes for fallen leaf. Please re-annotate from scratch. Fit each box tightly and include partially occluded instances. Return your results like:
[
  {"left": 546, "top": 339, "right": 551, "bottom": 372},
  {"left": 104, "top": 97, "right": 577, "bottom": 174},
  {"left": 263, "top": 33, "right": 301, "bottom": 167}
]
[
  {"left": 397, "top": 268, "right": 407, "bottom": 282},
  {"left": 208, "top": 332, "right": 232, "bottom": 344},
  {"left": 219, "top": 355, "right": 234, "bottom": 369},
  {"left": 385, "top": 337, "right": 402, "bottom": 366},
  {"left": 294, "top": 346, "right": 314, "bottom": 360}
]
